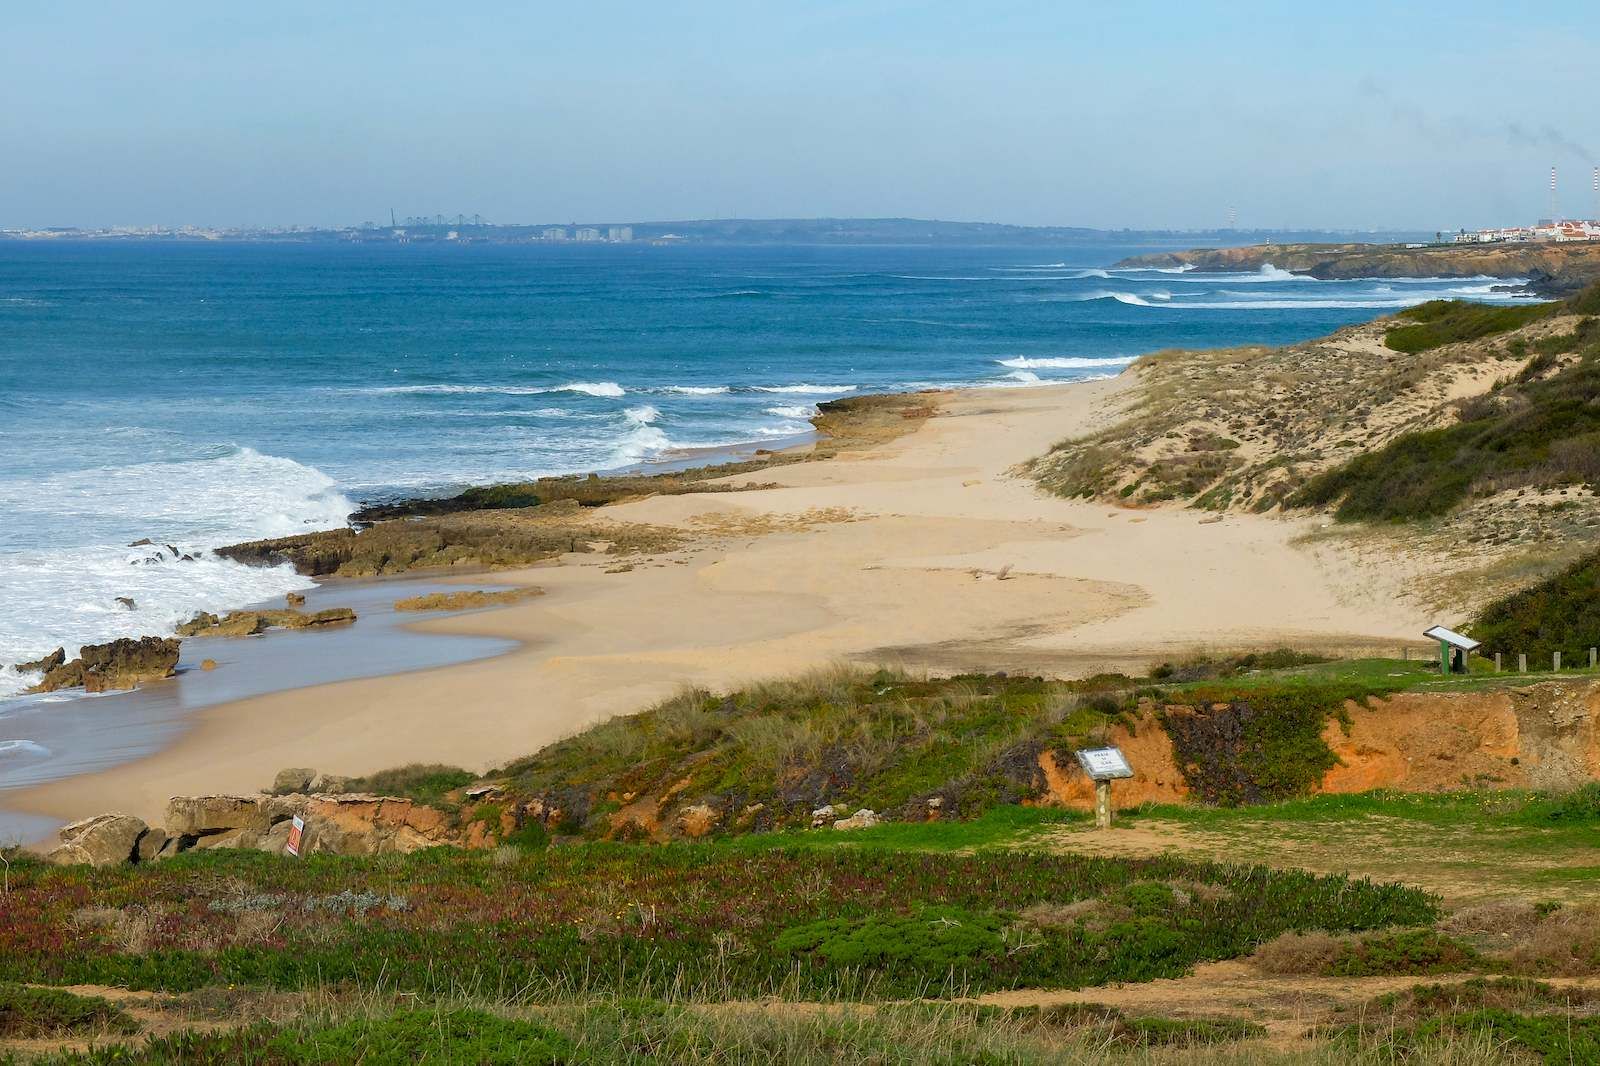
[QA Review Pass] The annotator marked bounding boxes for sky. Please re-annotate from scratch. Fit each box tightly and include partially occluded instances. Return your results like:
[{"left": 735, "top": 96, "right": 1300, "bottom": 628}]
[{"left": 4, "top": 1, "right": 1598, "bottom": 231}]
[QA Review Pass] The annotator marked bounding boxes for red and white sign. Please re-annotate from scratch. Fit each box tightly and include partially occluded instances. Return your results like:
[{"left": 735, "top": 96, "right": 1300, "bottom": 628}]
[{"left": 285, "top": 815, "right": 305, "bottom": 857}]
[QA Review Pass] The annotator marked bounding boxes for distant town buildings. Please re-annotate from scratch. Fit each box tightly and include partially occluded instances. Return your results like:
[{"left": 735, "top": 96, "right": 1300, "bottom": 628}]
[
  {"left": 1448, "top": 220, "right": 1600, "bottom": 245},
  {"left": 542, "top": 227, "right": 567, "bottom": 241},
  {"left": 574, "top": 227, "right": 603, "bottom": 242},
  {"left": 608, "top": 226, "right": 633, "bottom": 242}
]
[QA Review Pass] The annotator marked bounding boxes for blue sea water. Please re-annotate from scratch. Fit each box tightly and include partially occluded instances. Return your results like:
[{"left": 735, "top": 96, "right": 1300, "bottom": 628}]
[{"left": 0, "top": 240, "right": 1534, "bottom": 705}]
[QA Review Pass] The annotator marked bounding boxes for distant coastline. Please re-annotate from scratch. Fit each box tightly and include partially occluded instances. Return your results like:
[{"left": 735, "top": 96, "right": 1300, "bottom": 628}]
[{"left": 0, "top": 216, "right": 1433, "bottom": 248}]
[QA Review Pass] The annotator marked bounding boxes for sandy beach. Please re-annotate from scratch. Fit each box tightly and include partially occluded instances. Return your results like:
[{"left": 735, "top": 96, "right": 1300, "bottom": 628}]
[{"left": 5, "top": 372, "right": 1434, "bottom": 829}]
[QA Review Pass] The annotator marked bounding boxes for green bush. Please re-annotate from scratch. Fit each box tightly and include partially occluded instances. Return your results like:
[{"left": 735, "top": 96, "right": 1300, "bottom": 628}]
[
  {"left": 1325, "top": 928, "right": 1478, "bottom": 977},
  {"left": 775, "top": 905, "right": 1004, "bottom": 973},
  {"left": 1383, "top": 299, "right": 1554, "bottom": 354},
  {"left": 1469, "top": 549, "right": 1600, "bottom": 663},
  {"left": 0, "top": 983, "right": 137, "bottom": 1039}
]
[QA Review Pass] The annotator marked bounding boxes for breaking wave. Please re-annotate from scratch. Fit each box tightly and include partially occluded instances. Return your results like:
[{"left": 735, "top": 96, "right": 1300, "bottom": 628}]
[{"left": 997, "top": 356, "right": 1139, "bottom": 370}]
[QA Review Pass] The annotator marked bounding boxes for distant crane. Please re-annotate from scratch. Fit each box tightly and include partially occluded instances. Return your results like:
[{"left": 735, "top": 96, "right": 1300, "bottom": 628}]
[{"left": 390, "top": 208, "right": 397, "bottom": 228}]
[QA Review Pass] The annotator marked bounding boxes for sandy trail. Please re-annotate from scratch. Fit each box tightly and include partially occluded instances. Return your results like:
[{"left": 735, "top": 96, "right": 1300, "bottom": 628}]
[{"left": 8, "top": 375, "right": 1432, "bottom": 827}]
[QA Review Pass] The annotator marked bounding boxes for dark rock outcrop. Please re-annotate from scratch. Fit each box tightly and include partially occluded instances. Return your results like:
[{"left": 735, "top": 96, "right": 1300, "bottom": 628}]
[
  {"left": 15, "top": 647, "right": 65, "bottom": 674},
  {"left": 27, "top": 637, "right": 180, "bottom": 694}
]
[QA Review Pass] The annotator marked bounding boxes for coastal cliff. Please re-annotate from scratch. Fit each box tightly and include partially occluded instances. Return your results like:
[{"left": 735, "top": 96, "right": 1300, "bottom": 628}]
[{"left": 1115, "top": 240, "right": 1600, "bottom": 296}]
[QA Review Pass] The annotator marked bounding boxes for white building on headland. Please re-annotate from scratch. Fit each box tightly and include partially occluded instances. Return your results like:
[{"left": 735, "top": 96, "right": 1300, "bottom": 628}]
[
  {"left": 608, "top": 226, "right": 633, "bottom": 242},
  {"left": 574, "top": 227, "right": 603, "bottom": 242},
  {"left": 1451, "top": 221, "right": 1600, "bottom": 244},
  {"left": 542, "top": 227, "right": 567, "bottom": 241}
]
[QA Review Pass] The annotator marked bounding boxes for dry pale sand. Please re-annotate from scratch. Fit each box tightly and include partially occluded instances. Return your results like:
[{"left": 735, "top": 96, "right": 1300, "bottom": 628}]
[{"left": 9, "top": 374, "right": 1435, "bottom": 827}]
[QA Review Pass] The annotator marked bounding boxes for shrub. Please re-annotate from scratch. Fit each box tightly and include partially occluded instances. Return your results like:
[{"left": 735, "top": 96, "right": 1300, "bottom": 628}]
[
  {"left": 1469, "top": 550, "right": 1600, "bottom": 663},
  {"left": 0, "top": 983, "right": 137, "bottom": 1038},
  {"left": 1325, "top": 928, "right": 1479, "bottom": 977},
  {"left": 1383, "top": 299, "right": 1554, "bottom": 354},
  {"left": 774, "top": 905, "right": 1005, "bottom": 972}
]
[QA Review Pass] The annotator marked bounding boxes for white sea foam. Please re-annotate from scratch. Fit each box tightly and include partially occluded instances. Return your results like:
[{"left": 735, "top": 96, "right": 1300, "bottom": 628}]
[
  {"left": 751, "top": 384, "right": 857, "bottom": 395},
  {"left": 0, "top": 447, "right": 347, "bottom": 699},
  {"left": 624, "top": 404, "right": 661, "bottom": 425},
  {"left": 659, "top": 385, "right": 731, "bottom": 395},
  {"left": 0, "top": 739, "right": 49, "bottom": 758},
  {"left": 996, "top": 356, "right": 1138, "bottom": 370},
  {"left": 764, "top": 404, "right": 819, "bottom": 419},
  {"left": 364, "top": 381, "right": 627, "bottom": 398}
]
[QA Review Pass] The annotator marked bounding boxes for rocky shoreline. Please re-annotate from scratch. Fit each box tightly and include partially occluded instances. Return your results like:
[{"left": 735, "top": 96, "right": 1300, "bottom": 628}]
[{"left": 1114, "top": 240, "right": 1600, "bottom": 297}]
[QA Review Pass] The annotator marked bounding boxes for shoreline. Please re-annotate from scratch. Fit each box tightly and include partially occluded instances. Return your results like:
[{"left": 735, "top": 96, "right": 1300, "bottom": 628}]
[{"left": 2, "top": 370, "right": 1442, "bottom": 838}]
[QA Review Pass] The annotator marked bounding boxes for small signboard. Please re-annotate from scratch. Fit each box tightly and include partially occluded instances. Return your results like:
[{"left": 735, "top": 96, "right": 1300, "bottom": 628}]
[
  {"left": 284, "top": 815, "right": 305, "bottom": 857},
  {"left": 1076, "top": 746, "right": 1135, "bottom": 781}
]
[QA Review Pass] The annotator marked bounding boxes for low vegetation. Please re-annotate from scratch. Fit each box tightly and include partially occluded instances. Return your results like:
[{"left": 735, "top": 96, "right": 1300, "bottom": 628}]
[
  {"left": 1468, "top": 547, "right": 1600, "bottom": 662},
  {"left": 0, "top": 984, "right": 136, "bottom": 1040},
  {"left": 0, "top": 841, "right": 1432, "bottom": 1001},
  {"left": 1293, "top": 291, "right": 1600, "bottom": 521},
  {"left": 1380, "top": 298, "right": 1555, "bottom": 354}
]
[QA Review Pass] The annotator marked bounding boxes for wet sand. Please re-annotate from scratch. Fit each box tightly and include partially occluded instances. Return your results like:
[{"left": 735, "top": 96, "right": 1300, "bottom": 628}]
[{"left": 5, "top": 375, "right": 1436, "bottom": 837}]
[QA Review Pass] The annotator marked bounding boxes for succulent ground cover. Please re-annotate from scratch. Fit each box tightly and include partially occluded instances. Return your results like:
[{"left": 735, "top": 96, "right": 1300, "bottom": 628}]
[{"left": 0, "top": 841, "right": 1432, "bottom": 1002}]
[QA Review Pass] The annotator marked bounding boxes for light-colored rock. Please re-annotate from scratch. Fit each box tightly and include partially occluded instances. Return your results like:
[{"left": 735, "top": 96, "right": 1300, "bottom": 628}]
[
  {"left": 191, "top": 827, "right": 266, "bottom": 850},
  {"left": 810, "top": 805, "right": 838, "bottom": 828},
  {"left": 311, "top": 774, "right": 354, "bottom": 795},
  {"left": 47, "top": 813, "right": 148, "bottom": 867},
  {"left": 677, "top": 803, "right": 720, "bottom": 838},
  {"left": 833, "top": 808, "right": 882, "bottom": 831},
  {"left": 272, "top": 767, "right": 317, "bottom": 794},
  {"left": 166, "top": 795, "right": 270, "bottom": 836},
  {"left": 136, "top": 827, "right": 169, "bottom": 863},
  {"left": 200, "top": 658, "right": 218, "bottom": 671}
]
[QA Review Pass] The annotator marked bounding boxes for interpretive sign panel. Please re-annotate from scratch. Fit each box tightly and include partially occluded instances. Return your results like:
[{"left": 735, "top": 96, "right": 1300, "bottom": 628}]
[
  {"left": 285, "top": 815, "right": 305, "bottom": 857},
  {"left": 1076, "top": 746, "right": 1134, "bottom": 781}
]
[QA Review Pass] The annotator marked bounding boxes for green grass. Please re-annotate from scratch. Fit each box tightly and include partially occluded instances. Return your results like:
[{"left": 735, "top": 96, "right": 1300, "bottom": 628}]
[{"left": 1381, "top": 299, "right": 1555, "bottom": 354}]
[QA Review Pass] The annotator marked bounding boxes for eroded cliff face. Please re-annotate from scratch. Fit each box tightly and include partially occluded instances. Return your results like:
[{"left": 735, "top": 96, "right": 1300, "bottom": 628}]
[
  {"left": 1114, "top": 241, "right": 1600, "bottom": 295},
  {"left": 1036, "top": 681, "right": 1600, "bottom": 811}
]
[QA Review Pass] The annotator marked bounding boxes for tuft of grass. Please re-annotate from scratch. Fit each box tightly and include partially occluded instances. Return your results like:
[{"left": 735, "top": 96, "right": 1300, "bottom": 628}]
[{"left": 334, "top": 764, "right": 477, "bottom": 805}]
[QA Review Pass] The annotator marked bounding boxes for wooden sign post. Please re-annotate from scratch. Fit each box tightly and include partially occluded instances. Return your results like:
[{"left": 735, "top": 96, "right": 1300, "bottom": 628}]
[{"left": 1076, "top": 746, "right": 1135, "bottom": 829}]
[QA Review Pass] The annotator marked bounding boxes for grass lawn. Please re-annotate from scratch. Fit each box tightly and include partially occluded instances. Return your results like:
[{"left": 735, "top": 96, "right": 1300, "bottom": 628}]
[{"left": 1042, "top": 790, "right": 1600, "bottom": 904}]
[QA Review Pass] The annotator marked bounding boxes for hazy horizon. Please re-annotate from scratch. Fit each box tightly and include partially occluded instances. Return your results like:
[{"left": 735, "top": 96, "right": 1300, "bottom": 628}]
[{"left": 5, "top": 2, "right": 1597, "bottom": 232}]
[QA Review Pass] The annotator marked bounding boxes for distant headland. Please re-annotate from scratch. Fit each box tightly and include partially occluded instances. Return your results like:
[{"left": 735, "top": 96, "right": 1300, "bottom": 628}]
[{"left": 1116, "top": 239, "right": 1600, "bottom": 297}]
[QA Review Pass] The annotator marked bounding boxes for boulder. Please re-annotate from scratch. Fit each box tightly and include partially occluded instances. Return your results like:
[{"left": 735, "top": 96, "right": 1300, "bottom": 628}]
[
  {"left": 165, "top": 795, "right": 270, "bottom": 836},
  {"left": 46, "top": 813, "right": 148, "bottom": 867},
  {"left": 191, "top": 827, "right": 266, "bottom": 851},
  {"left": 200, "top": 658, "right": 218, "bottom": 671},
  {"left": 810, "top": 805, "right": 839, "bottom": 828},
  {"left": 30, "top": 659, "right": 85, "bottom": 693},
  {"left": 833, "top": 808, "right": 882, "bottom": 831},
  {"left": 16, "top": 648, "right": 66, "bottom": 674},
  {"left": 676, "top": 803, "right": 720, "bottom": 838},
  {"left": 136, "top": 827, "right": 170, "bottom": 863},
  {"left": 286, "top": 592, "right": 306, "bottom": 607},
  {"left": 271, "top": 767, "right": 317, "bottom": 794},
  {"left": 312, "top": 774, "right": 354, "bottom": 794},
  {"left": 114, "top": 596, "right": 136, "bottom": 610}
]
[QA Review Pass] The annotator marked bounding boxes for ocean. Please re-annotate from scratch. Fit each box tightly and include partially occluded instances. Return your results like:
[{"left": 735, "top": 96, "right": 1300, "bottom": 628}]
[{"left": 0, "top": 239, "right": 1534, "bottom": 711}]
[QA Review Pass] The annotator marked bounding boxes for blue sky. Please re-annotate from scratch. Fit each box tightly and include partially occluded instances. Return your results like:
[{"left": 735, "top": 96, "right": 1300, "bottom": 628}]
[{"left": 4, "top": 2, "right": 1596, "bottom": 229}]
